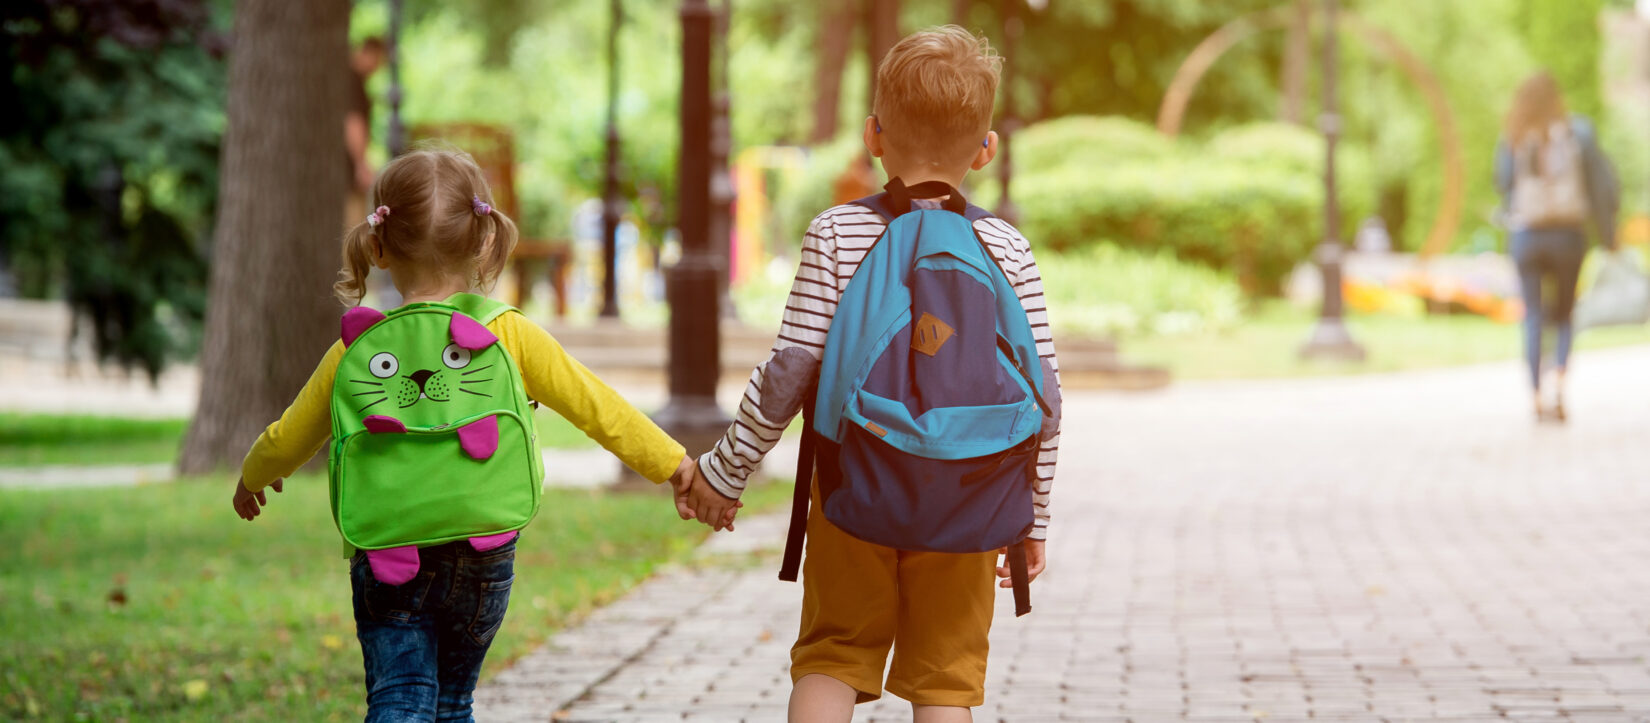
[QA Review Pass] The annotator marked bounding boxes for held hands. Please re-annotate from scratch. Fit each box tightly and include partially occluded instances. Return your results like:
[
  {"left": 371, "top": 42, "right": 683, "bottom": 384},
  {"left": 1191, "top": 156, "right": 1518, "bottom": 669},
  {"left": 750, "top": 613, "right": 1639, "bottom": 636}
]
[
  {"left": 669, "top": 455, "right": 741, "bottom": 532},
  {"left": 996, "top": 539, "right": 1047, "bottom": 588},
  {"left": 232, "top": 477, "right": 282, "bottom": 521}
]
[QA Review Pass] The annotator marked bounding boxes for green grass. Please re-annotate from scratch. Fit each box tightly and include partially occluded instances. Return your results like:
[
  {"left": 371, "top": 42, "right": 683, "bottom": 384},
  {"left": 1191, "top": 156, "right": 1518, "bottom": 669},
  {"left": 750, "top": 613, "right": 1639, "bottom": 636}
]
[
  {"left": 0, "top": 475, "right": 795, "bottom": 721},
  {"left": 533, "top": 408, "right": 599, "bottom": 450},
  {"left": 0, "top": 414, "right": 188, "bottom": 467},
  {"left": 1118, "top": 302, "right": 1650, "bottom": 380},
  {"left": 0, "top": 411, "right": 599, "bottom": 470}
]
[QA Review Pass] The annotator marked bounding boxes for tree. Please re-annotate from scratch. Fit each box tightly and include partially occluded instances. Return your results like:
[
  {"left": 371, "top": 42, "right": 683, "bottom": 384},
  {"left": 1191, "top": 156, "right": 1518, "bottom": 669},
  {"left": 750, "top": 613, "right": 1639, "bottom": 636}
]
[
  {"left": 0, "top": 0, "right": 225, "bottom": 379},
  {"left": 1514, "top": 0, "right": 1606, "bottom": 119},
  {"left": 179, "top": 0, "right": 350, "bottom": 473},
  {"left": 867, "top": 0, "right": 901, "bottom": 99},
  {"left": 811, "top": 1, "right": 861, "bottom": 143},
  {"left": 1279, "top": 0, "right": 1310, "bottom": 125}
]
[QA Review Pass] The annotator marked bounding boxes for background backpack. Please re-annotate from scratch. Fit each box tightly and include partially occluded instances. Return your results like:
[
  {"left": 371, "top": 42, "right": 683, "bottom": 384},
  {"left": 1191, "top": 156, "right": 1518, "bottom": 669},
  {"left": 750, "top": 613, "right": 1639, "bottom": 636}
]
[
  {"left": 779, "top": 178, "right": 1049, "bottom": 616},
  {"left": 329, "top": 293, "right": 543, "bottom": 584},
  {"left": 1511, "top": 121, "right": 1590, "bottom": 230}
]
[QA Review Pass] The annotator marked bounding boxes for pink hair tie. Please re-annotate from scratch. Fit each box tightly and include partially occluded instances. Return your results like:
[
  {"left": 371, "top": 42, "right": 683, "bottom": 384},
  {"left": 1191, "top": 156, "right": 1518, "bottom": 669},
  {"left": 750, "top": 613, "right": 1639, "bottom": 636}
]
[
  {"left": 471, "top": 196, "right": 492, "bottom": 216},
  {"left": 366, "top": 205, "right": 391, "bottom": 228}
]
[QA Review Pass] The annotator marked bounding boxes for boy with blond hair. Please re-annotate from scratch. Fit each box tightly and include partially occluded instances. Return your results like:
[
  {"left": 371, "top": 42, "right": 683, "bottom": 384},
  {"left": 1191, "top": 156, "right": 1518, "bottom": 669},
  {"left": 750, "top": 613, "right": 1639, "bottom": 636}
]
[{"left": 684, "top": 26, "right": 1061, "bottom": 721}]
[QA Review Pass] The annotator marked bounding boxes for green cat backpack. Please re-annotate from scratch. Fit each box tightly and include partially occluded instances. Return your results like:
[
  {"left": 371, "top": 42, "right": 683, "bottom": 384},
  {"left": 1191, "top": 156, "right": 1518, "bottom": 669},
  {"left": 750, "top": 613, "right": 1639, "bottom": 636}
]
[{"left": 328, "top": 293, "right": 543, "bottom": 584}]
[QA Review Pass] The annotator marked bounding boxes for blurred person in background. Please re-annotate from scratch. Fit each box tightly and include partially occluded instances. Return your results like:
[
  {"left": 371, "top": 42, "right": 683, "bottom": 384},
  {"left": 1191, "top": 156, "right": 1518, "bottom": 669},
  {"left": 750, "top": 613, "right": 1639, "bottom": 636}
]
[
  {"left": 346, "top": 36, "right": 384, "bottom": 211},
  {"left": 346, "top": 36, "right": 399, "bottom": 306},
  {"left": 1495, "top": 71, "right": 1619, "bottom": 423}
]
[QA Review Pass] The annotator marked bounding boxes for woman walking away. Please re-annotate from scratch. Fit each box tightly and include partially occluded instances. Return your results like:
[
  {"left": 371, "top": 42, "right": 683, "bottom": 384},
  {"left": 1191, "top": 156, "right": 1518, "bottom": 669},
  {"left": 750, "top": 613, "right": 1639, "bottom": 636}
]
[{"left": 1495, "top": 71, "right": 1619, "bottom": 423}]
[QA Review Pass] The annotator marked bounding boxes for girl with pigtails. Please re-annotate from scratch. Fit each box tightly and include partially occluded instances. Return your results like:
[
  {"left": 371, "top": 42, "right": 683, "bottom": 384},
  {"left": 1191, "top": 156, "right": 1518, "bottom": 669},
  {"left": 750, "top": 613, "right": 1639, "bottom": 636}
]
[{"left": 227, "top": 148, "right": 722, "bottom": 720}]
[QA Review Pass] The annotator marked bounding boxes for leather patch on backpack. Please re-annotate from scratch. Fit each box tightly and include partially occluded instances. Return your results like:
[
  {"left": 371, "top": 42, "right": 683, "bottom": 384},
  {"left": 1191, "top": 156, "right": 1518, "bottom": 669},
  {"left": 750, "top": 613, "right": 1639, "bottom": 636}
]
[
  {"left": 911, "top": 312, "right": 955, "bottom": 357},
  {"left": 865, "top": 421, "right": 888, "bottom": 438}
]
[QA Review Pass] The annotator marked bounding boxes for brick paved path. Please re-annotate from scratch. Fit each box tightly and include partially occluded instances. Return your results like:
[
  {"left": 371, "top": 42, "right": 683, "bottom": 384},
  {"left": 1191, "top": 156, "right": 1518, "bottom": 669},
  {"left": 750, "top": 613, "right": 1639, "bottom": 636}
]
[{"left": 476, "top": 347, "right": 1650, "bottom": 722}]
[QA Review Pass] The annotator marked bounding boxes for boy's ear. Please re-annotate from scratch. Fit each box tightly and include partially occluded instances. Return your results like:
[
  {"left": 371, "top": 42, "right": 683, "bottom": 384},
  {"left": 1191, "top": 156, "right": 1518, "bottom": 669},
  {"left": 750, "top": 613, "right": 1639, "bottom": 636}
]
[
  {"left": 863, "top": 116, "right": 885, "bottom": 158},
  {"left": 971, "top": 130, "right": 999, "bottom": 171}
]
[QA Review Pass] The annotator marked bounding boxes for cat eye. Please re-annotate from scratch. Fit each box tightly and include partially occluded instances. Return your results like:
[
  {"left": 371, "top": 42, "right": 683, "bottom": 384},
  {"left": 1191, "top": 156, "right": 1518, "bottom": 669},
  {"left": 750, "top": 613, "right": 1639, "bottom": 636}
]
[
  {"left": 442, "top": 344, "right": 472, "bottom": 370},
  {"left": 368, "top": 352, "right": 399, "bottom": 378}
]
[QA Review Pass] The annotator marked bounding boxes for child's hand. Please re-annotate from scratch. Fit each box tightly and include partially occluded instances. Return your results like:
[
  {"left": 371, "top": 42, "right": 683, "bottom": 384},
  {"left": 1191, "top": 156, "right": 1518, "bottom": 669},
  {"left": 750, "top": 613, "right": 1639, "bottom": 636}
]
[
  {"left": 686, "top": 474, "right": 742, "bottom": 532},
  {"left": 669, "top": 455, "right": 698, "bottom": 522},
  {"left": 996, "top": 539, "right": 1046, "bottom": 588},
  {"left": 232, "top": 477, "right": 281, "bottom": 521}
]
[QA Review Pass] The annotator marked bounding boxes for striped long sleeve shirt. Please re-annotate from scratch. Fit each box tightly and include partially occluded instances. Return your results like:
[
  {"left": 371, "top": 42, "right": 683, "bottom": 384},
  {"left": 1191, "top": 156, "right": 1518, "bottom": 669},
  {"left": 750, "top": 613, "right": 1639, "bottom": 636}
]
[{"left": 697, "top": 200, "right": 1062, "bottom": 540}]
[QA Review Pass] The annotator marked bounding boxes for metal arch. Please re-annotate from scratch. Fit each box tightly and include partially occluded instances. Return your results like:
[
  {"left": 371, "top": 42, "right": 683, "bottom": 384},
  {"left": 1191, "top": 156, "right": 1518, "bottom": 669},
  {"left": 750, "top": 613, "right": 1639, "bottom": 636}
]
[
  {"left": 1156, "top": 6, "right": 1295, "bottom": 139},
  {"left": 1155, "top": 6, "right": 1465, "bottom": 258}
]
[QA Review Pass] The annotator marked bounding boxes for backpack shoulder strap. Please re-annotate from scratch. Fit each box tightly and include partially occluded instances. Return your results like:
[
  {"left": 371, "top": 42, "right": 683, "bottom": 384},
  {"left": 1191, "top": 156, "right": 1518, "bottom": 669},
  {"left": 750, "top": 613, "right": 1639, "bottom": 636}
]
[
  {"left": 778, "top": 385, "right": 817, "bottom": 583},
  {"left": 849, "top": 192, "right": 899, "bottom": 222},
  {"left": 446, "top": 292, "right": 516, "bottom": 325}
]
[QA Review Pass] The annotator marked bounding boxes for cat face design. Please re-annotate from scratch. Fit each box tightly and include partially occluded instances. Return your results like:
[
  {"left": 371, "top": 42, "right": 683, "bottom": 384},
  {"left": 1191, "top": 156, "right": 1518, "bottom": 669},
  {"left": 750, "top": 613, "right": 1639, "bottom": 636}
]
[
  {"left": 366, "top": 342, "right": 483, "bottom": 408},
  {"left": 339, "top": 306, "right": 508, "bottom": 428}
]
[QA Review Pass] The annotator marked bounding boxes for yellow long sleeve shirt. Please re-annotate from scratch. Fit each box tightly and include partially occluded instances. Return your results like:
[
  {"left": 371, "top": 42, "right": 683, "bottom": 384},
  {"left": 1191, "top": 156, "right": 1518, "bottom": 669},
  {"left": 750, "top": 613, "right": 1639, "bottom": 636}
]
[{"left": 240, "top": 306, "right": 684, "bottom": 492}]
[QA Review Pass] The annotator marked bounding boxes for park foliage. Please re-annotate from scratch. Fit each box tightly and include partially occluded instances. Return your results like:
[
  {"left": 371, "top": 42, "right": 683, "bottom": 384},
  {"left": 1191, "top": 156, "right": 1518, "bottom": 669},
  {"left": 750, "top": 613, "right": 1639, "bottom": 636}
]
[
  {"left": 0, "top": 0, "right": 1638, "bottom": 372},
  {"left": 1, "top": 1, "right": 225, "bottom": 379}
]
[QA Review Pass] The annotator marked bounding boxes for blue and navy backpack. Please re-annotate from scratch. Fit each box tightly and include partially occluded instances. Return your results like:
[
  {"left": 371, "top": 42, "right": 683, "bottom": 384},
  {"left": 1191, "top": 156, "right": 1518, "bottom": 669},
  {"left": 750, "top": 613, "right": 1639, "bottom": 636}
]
[{"left": 779, "top": 178, "right": 1050, "bottom": 616}]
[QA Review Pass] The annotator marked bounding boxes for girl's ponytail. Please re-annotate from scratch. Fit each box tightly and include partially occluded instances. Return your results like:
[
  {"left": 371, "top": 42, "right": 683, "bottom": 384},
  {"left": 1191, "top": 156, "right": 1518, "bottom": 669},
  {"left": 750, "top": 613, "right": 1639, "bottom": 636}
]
[
  {"left": 473, "top": 204, "right": 519, "bottom": 294},
  {"left": 335, "top": 222, "right": 375, "bottom": 306}
]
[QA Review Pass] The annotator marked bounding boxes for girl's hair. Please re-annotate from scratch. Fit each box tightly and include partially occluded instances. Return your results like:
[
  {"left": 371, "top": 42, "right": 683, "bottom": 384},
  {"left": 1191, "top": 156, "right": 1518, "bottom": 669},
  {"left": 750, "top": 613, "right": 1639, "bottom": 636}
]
[
  {"left": 335, "top": 148, "right": 519, "bottom": 306},
  {"left": 1505, "top": 72, "right": 1568, "bottom": 145}
]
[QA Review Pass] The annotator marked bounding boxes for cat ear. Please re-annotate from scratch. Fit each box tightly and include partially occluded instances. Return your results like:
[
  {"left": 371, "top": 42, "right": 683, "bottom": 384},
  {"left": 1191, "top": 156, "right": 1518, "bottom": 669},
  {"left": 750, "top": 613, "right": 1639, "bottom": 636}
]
[
  {"left": 342, "top": 307, "right": 386, "bottom": 347},
  {"left": 449, "top": 311, "right": 498, "bottom": 350}
]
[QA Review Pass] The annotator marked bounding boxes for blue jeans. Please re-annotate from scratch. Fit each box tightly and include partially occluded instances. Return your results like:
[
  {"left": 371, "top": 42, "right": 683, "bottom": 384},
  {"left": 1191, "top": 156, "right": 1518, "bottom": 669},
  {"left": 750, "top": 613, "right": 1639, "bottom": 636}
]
[
  {"left": 1511, "top": 228, "right": 1587, "bottom": 390},
  {"left": 350, "top": 539, "right": 516, "bottom": 722}
]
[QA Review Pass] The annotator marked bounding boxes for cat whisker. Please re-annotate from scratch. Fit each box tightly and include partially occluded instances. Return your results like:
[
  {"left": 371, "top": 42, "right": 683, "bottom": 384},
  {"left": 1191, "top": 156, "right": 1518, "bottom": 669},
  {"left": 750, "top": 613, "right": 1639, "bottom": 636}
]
[
  {"left": 352, "top": 390, "right": 386, "bottom": 397},
  {"left": 458, "top": 389, "right": 491, "bottom": 398},
  {"left": 461, "top": 365, "right": 493, "bottom": 376},
  {"left": 350, "top": 379, "right": 383, "bottom": 386},
  {"left": 459, "top": 378, "right": 493, "bottom": 384},
  {"left": 359, "top": 397, "right": 388, "bottom": 411}
]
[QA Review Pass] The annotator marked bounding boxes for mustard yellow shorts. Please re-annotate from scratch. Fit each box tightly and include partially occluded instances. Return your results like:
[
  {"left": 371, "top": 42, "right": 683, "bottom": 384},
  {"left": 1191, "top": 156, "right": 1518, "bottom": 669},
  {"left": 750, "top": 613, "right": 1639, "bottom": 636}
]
[{"left": 790, "top": 481, "right": 998, "bottom": 707}]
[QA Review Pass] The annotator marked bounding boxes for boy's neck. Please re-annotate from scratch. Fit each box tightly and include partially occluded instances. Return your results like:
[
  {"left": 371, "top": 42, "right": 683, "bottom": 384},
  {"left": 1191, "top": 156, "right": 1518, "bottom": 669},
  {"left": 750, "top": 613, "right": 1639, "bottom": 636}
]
[{"left": 879, "top": 158, "right": 970, "bottom": 192}]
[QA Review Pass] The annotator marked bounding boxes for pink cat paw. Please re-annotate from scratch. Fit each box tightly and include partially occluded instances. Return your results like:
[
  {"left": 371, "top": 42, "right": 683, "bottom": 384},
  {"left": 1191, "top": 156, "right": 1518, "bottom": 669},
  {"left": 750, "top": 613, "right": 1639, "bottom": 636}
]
[
  {"left": 363, "top": 415, "right": 407, "bottom": 434},
  {"left": 457, "top": 415, "right": 499, "bottom": 460},
  {"left": 365, "top": 546, "right": 420, "bottom": 585},
  {"left": 468, "top": 531, "right": 518, "bottom": 552}
]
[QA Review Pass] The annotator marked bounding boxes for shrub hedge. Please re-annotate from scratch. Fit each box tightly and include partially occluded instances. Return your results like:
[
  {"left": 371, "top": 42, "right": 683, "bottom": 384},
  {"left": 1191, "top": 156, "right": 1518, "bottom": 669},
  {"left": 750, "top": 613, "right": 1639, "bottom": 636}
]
[{"left": 1007, "top": 116, "right": 1375, "bottom": 295}]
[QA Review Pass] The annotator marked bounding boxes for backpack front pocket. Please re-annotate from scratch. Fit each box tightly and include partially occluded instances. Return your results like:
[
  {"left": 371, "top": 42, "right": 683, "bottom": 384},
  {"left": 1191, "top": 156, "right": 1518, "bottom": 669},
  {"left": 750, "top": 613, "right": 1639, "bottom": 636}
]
[
  {"left": 333, "top": 410, "right": 540, "bottom": 550},
  {"left": 823, "top": 420, "right": 1036, "bottom": 554}
]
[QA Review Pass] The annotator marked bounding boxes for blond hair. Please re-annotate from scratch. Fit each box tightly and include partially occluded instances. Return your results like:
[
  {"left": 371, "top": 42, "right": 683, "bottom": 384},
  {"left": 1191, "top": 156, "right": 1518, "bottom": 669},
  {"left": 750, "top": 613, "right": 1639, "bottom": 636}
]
[
  {"left": 1505, "top": 71, "right": 1568, "bottom": 145},
  {"left": 335, "top": 148, "right": 519, "bottom": 305},
  {"left": 872, "top": 26, "right": 1002, "bottom": 166}
]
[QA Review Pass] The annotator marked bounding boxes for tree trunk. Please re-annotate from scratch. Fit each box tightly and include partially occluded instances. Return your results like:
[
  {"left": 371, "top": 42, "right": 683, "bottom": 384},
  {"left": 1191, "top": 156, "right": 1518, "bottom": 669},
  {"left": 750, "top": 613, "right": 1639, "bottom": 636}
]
[
  {"left": 179, "top": 0, "right": 349, "bottom": 474},
  {"left": 867, "top": 0, "right": 900, "bottom": 102},
  {"left": 810, "top": 0, "right": 860, "bottom": 144},
  {"left": 1280, "top": 0, "right": 1310, "bottom": 125}
]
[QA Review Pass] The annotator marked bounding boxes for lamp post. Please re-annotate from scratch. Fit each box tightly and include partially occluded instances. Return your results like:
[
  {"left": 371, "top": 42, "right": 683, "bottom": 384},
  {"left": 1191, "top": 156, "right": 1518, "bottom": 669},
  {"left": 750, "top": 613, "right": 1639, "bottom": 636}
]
[
  {"left": 654, "top": 0, "right": 730, "bottom": 455},
  {"left": 386, "top": 0, "right": 405, "bottom": 157},
  {"left": 710, "top": 0, "right": 734, "bottom": 319},
  {"left": 599, "top": 0, "right": 623, "bottom": 318},
  {"left": 1300, "top": 0, "right": 1365, "bottom": 361}
]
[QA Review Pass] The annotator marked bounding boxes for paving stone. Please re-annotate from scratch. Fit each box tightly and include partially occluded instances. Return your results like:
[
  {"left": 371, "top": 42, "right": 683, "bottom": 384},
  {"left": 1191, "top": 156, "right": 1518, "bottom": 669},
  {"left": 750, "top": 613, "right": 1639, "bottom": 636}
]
[{"left": 478, "top": 349, "right": 1650, "bottom": 720}]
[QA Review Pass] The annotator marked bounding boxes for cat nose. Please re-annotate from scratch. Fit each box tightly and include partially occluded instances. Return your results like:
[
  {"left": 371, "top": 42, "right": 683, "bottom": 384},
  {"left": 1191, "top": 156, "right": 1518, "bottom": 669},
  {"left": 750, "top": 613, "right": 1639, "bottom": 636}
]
[{"left": 407, "top": 369, "right": 435, "bottom": 390}]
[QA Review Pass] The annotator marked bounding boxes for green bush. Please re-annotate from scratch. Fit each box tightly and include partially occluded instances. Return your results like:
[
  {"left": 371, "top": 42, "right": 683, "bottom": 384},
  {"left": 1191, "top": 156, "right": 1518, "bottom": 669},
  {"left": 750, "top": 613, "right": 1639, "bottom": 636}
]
[
  {"left": 1011, "top": 115, "right": 1176, "bottom": 174},
  {"left": 1016, "top": 161, "right": 1321, "bottom": 295},
  {"left": 1039, "top": 243, "right": 1245, "bottom": 338},
  {"left": 1207, "top": 121, "right": 1378, "bottom": 249},
  {"left": 1207, "top": 123, "right": 1370, "bottom": 189},
  {"left": 1005, "top": 116, "right": 1377, "bottom": 295}
]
